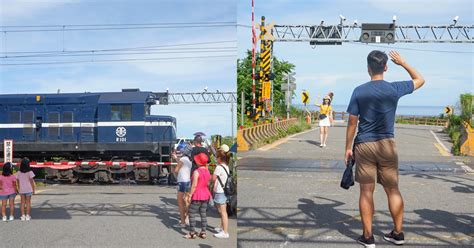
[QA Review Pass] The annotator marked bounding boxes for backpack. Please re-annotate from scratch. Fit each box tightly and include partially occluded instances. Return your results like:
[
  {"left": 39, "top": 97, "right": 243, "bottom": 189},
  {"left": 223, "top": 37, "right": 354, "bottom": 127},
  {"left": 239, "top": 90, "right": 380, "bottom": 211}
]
[{"left": 216, "top": 165, "right": 235, "bottom": 197}]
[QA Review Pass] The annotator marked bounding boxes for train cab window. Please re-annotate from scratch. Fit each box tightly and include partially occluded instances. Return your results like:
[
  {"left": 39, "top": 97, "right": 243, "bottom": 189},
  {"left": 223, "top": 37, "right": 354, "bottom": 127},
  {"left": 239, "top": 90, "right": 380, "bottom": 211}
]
[
  {"left": 23, "top": 111, "right": 34, "bottom": 136},
  {"left": 9, "top": 111, "right": 20, "bottom": 123},
  {"left": 111, "top": 105, "right": 132, "bottom": 121},
  {"left": 145, "top": 105, "right": 151, "bottom": 116},
  {"left": 48, "top": 112, "right": 60, "bottom": 137},
  {"left": 62, "top": 112, "right": 73, "bottom": 136}
]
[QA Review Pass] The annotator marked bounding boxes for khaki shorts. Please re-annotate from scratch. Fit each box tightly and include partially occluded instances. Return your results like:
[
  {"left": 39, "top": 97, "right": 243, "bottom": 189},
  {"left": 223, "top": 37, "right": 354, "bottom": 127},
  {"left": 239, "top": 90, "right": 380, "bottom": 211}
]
[{"left": 354, "top": 138, "right": 399, "bottom": 188}]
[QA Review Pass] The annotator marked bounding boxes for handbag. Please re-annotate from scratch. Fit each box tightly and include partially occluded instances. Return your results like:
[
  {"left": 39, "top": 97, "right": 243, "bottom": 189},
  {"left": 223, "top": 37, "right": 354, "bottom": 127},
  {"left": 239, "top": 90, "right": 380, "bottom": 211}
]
[
  {"left": 340, "top": 155, "right": 355, "bottom": 190},
  {"left": 319, "top": 114, "right": 327, "bottom": 120}
]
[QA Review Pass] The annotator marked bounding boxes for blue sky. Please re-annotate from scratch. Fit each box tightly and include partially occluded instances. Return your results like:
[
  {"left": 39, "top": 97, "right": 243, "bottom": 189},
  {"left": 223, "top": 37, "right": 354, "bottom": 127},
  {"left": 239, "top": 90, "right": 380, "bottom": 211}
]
[
  {"left": 237, "top": 0, "right": 473, "bottom": 111},
  {"left": 0, "top": 0, "right": 236, "bottom": 138}
]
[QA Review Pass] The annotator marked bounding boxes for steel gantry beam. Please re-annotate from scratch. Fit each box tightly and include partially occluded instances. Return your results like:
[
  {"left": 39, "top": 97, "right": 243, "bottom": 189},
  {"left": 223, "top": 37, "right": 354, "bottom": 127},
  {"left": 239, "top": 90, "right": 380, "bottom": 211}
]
[
  {"left": 166, "top": 91, "right": 237, "bottom": 104},
  {"left": 272, "top": 24, "right": 473, "bottom": 43}
]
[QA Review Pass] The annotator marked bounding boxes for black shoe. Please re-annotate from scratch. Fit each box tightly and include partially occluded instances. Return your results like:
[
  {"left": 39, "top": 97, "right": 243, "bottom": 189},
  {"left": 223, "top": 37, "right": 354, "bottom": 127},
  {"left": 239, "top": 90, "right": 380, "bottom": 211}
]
[
  {"left": 357, "top": 234, "right": 375, "bottom": 248},
  {"left": 383, "top": 230, "right": 405, "bottom": 245}
]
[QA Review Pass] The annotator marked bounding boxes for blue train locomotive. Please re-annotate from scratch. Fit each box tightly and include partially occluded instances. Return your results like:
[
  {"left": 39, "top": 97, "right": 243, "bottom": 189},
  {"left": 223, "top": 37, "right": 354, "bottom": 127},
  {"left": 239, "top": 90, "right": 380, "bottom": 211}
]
[{"left": 0, "top": 89, "right": 176, "bottom": 183}]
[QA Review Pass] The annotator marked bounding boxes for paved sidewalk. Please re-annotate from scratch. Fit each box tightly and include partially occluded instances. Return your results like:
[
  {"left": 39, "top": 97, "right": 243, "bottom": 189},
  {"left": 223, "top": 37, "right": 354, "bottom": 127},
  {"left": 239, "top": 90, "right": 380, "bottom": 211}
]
[
  {"left": 1, "top": 185, "right": 237, "bottom": 247},
  {"left": 237, "top": 125, "right": 473, "bottom": 247}
]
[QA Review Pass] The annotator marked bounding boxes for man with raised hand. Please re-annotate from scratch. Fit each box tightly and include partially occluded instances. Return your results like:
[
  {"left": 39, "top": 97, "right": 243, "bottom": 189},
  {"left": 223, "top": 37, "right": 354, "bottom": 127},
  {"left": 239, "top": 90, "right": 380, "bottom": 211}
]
[{"left": 345, "top": 50, "right": 425, "bottom": 247}]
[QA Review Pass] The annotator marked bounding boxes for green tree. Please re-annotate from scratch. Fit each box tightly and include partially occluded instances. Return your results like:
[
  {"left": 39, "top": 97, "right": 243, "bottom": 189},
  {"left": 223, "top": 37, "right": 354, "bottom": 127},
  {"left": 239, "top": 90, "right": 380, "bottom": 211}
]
[{"left": 237, "top": 50, "right": 296, "bottom": 125}]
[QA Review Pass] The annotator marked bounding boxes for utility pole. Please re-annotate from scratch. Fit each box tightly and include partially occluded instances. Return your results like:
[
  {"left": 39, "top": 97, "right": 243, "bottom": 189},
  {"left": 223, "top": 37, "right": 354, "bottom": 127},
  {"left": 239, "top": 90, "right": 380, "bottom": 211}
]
[{"left": 241, "top": 91, "right": 245, "bottom": 127}]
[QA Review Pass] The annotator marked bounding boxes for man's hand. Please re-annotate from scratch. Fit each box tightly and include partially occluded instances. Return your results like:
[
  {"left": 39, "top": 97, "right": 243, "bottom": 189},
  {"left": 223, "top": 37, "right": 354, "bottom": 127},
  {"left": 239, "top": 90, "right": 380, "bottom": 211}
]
[
  {"left": 389, "top": 50, "right": 406, "bottom": 66},
  {"left": 344, "top": 149, "right": 353, "bottom": 167}
]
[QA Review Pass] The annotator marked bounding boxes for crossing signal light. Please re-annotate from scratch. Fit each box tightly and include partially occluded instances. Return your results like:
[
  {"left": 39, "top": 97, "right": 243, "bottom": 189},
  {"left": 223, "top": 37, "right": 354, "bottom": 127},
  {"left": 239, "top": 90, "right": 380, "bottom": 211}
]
[{"left": 360, "top": 23, "right": 396, "bottom": 43}]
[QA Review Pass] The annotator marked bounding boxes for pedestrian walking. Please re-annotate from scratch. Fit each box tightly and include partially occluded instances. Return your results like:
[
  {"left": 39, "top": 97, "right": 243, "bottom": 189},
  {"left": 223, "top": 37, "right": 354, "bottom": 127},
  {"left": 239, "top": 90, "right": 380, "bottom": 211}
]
[
  {"left": 183, "top": 152, "right": 212, "bottom": 239},
  {"left": 345, "top": 50, "right": 425, "bottom": 247},
  {"left": 16, "top": 158, "right": 36, "bottom": 221},
  {"left": 316, "top": 94, "right": 334, "bottom": 147},
  {"left": 0, "top": 162, "right": 18, "bottom": 221},
  {"left": 212, "top": 146, "right": 231, "bottom": 239},
  {"left": 172, "top": 145, "right": 193, "bottom": 228}
]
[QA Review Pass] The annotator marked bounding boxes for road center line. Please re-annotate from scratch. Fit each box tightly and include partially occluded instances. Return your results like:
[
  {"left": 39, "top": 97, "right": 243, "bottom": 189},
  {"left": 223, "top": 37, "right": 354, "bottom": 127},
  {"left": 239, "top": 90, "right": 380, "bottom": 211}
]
[{"left": 429, "top": 130, "right": 451, "bottom": 155}]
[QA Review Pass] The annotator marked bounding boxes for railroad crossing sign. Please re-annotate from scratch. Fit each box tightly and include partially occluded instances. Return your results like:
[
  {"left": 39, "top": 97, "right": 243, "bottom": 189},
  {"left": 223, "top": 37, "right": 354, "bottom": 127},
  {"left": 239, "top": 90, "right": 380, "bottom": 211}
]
[
  {"left": 3, "top": 140, "right": 13, "bottom": 163},
  {"left": 444, "top": 106, "right": 453, "bottom": 115},
  {"left": 301, "top": 91, "right": 310, "bottom": 105}
]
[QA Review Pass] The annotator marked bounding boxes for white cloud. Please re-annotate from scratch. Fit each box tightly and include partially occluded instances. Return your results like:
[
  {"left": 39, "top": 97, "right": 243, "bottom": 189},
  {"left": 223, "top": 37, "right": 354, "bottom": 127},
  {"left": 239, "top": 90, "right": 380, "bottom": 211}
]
[{"left": 364, "top": 0, "right": 472, "bottom": 15}]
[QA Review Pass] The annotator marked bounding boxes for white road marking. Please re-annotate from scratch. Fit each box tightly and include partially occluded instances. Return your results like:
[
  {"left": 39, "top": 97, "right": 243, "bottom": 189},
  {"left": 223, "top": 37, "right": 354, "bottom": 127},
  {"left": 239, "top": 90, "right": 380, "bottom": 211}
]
[{"left": 429, "top": 130, "right": 451, "bottom": 154}]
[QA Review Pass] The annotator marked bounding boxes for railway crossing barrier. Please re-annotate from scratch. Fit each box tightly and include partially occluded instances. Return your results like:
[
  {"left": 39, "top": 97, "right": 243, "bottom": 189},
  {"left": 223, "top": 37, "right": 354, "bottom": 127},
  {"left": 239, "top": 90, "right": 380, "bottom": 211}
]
[
  {"left": 237, "top": 118, "right": 298, "bottom": 152},
  {"left": 460, "top": 121, "right": 474, "bottom": 156}
]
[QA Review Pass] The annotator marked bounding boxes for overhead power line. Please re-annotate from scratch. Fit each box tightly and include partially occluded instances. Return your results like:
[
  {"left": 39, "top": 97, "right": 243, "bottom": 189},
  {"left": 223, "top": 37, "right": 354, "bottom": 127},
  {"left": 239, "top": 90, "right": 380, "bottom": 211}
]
[
  {"left": 0, "top": 22, "right": 237, "bottom": 32},
  {"left": 1, "top": 47, "right": 237, "bottom": 59},
  {"left": 0, "top": 54, "right": 236, "bottom": 66},
  {"left": 1, "top": 40, "right": 237, "bottom": 55}
]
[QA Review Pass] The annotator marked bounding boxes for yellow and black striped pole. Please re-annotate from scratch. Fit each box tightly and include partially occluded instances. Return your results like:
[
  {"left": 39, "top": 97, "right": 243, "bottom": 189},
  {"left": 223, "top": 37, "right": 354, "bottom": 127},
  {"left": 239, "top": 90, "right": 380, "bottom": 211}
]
[{"left": 259, "top": 16, "right": 273, "bottom": 119}]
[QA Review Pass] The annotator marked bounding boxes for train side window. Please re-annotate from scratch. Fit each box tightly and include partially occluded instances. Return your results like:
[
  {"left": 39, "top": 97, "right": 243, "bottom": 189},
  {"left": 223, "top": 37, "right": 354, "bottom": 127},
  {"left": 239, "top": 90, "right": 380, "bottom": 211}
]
[
  {"left": 122, "top": 105, "right": 132, "bottom": 121},
  {"left": 48, "top": 112, "right": 60, "bottom": 137},
  {"left": 110, "top": 105, "right": 132, "bottom": 121},
  {"left": 9, "top": 111, "right": 21, "bottom": 123},
  {"left": 23, "top": 111, "right": 34, "bottom": 136},
  {"left": 62, "top": 111, "right": 73, "bottom": 136}
]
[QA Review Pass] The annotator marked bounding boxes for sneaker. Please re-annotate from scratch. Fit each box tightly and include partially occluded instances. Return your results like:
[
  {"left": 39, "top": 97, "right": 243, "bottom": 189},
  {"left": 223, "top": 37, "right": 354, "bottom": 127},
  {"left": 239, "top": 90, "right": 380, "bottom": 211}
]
[
  {"left": 383, "top": 230, "right": 405, "bottom": 245},
  {"left": 9, "top": 216, "right": 14, "bottom": 221},
  {"left": 20, "top": 215, "right": 26, "bottom": 221},
  {"left": 319, "top": 144, "right": 324, "bottom": 147},
  {"left": 323, "top": 144, "right": 327, "bottom": 147},
  {"left": 214, "top": 227, "right": 222, "bottom": 233},
  {"left": 213, "top": 231, "right": 229, "bottom": 239},
  {"left": 357, "top": 234, "right": 375, "bottom": 248},
  {"left": 25, "top": 215, "right": 31, "bottom": 221},
  {"left": 1, "top": 216, "right": 6, "bottom": 222}
]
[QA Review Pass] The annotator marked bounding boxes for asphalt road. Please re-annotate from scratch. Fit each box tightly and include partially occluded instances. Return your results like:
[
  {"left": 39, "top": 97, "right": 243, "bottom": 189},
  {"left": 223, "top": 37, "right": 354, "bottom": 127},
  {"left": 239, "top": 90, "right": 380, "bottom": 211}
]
[
  {"left": 1, "top": 185, "right": 237, "bottom": 248},
  {"left": 237, "top": 125, "right": 473, "bottom": 247}
]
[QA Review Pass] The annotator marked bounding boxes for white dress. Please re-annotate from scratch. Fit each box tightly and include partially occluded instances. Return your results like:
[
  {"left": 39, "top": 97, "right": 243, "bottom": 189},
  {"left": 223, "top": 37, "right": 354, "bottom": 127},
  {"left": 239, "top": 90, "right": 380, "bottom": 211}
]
[{"left": 319, "top": 116, "right": 331, "bottom": 127}]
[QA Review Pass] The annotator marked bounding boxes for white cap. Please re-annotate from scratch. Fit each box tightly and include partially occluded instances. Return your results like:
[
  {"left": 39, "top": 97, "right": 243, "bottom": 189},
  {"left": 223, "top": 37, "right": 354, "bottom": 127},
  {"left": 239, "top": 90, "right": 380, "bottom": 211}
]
[{"left": 219, "top": 144, "right": 230, "bottom": 152}]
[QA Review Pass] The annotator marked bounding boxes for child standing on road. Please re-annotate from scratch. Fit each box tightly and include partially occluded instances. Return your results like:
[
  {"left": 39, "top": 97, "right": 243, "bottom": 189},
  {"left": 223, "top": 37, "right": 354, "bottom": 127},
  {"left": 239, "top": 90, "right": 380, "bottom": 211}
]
[
  {"left": 212, "top": 147, "right": 231, "bottom": 239},
  {"left": 184, "top": 153, "right": 211, "bottom": 239},
  {"left": 16, "top": 158, "right": 36, "bottom": 221},
  {"left": 0, "top": 162, "right": 18, "bottom": 221}
]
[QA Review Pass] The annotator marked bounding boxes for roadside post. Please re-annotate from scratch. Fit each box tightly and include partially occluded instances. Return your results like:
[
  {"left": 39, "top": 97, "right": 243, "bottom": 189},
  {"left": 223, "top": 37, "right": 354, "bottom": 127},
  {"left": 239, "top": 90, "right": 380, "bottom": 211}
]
[{"left": 3, "top": 139, "right": 13, "bottom": 163}]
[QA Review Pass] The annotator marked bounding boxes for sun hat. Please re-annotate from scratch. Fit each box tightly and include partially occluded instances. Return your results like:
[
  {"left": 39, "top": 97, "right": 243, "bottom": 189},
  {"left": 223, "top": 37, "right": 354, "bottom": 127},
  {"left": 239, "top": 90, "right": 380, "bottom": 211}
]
[
  {"left": 194, "top": 152, "right": 208, "bottom": 166},
  {"left": 219, "top": 144, "right": 230, "bottom": 153}
]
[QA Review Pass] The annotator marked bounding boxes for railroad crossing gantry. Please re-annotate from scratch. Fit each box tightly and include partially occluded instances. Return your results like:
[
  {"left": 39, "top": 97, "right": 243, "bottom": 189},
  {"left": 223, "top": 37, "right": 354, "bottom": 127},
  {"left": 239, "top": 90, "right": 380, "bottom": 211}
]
[
  {"left": 250, "top": 16, "right": 473, "bottom": 121},
  {"left": 167, "top": 91, "right": 237, "bottom": 104}
]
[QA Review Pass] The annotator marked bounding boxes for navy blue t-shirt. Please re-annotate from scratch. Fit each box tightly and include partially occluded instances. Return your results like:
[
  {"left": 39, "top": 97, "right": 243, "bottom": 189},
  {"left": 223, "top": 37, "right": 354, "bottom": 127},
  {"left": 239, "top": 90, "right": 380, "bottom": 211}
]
[{"left": 347, "top": 80, "right": 414, "bottom": 144}]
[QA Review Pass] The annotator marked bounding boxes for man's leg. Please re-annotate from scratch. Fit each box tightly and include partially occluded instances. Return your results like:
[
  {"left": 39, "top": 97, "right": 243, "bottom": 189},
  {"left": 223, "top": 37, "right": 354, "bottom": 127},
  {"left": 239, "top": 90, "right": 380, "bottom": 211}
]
[
  {"left": 359, "top": 183, "right": 375, "bottom": 238},
  {"left": 384, "top": 186, "right": 404, "bottom": 233}
]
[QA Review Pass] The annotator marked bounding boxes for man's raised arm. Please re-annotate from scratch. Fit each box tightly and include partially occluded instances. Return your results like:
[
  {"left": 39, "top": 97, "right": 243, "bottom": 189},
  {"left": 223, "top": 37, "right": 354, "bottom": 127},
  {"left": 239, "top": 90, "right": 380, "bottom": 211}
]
[{"left": 389, "top": 50, "right": 425, "bottom": 90}]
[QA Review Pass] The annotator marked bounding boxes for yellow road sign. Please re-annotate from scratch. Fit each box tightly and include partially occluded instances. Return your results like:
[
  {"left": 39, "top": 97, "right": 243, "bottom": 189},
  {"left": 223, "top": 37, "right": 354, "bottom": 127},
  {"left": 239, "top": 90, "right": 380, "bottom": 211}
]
[
  {"left": 302, "top": 91, "right": 309, "bottom": 105},
  {"left": 444, "top": 106, "right": 453, "bottom": 115}
]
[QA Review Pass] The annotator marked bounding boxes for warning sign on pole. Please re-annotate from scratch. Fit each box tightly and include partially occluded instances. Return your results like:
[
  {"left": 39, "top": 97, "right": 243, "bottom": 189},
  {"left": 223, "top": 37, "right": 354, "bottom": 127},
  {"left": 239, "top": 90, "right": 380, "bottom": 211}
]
[{"left": 3, "top": 140, "right": 13, "bottom": 163}]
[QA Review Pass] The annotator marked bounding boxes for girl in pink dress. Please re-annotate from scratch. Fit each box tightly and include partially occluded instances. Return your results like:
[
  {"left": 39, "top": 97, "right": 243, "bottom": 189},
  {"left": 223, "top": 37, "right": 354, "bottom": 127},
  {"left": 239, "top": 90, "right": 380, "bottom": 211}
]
[
  {"left": 184, "top": 153, "right": 211, "bottom": 239},
  {"left": 17, "top": 158, "right": 36, "bottom": 221},
  {"left": 0, "top": 162, "right": 18, "bottom": 221}
]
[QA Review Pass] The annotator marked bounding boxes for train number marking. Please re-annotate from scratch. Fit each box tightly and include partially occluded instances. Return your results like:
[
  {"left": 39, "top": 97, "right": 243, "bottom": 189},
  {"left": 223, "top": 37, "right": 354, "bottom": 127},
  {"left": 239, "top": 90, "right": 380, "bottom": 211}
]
[{"left": 116, "top": 127, "right": 127, "bottom": 142}]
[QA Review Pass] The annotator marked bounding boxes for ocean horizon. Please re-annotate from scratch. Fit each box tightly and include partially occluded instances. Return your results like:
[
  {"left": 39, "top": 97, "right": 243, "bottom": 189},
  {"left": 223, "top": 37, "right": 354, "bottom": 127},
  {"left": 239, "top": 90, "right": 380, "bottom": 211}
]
[{"left": 295, "top": 104, "right": 446, "bottom": 117}]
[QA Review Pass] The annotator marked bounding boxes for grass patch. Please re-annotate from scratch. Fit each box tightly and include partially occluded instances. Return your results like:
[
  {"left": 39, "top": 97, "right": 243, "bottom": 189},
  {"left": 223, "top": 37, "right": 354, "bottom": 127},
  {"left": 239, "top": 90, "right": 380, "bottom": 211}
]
[{"left": 255, "top": 120, "right": 311, "bottom": 148}]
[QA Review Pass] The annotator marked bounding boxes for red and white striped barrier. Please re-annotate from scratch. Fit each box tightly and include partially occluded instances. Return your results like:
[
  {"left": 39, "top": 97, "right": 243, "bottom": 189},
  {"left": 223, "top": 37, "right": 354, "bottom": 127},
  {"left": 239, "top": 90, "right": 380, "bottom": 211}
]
[{"left": 0, "top": 161, "right": 177, "bottom": 170}]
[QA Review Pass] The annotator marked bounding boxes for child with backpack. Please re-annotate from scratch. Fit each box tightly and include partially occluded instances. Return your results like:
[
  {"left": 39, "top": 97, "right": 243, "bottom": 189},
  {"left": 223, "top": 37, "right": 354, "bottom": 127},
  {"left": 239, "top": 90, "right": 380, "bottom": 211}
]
[
  {"left": 212, "top": 148, "right": 232, "bottom": 238},
  {"left": 0, "top": 162, "right": 18, "bottom": 221},
  {"left": 17, "top": 158, "right": 36, "bottom": 221}
]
